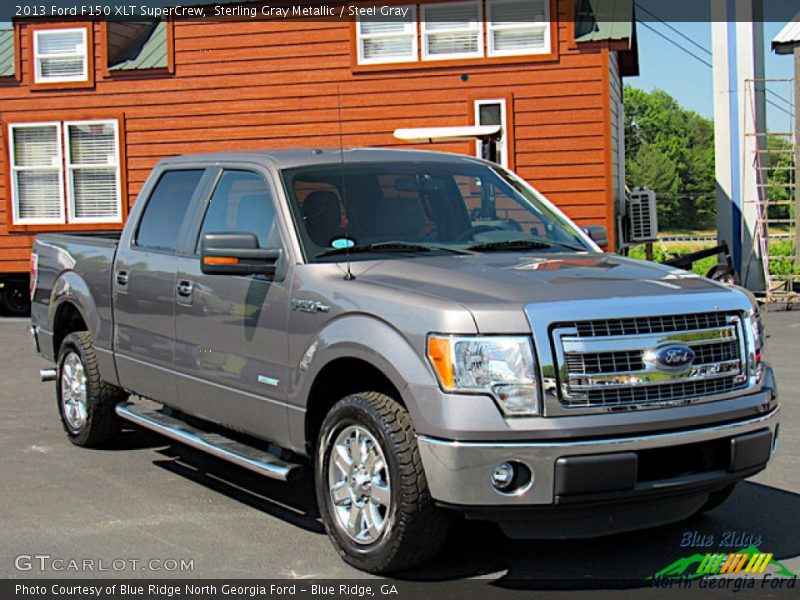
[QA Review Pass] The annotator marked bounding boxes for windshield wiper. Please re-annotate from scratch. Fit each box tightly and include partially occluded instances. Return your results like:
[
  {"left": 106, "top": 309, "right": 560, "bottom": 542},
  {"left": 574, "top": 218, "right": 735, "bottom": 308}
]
[
  {"left": 466, "top": 239, "right": 552, "bottom": 252},
  {"left": 316, "top": 241, "right": 478, "bottom": 258},
  {"left": 316, "top": 242, "right": 432, "bottom": 258},
  {"left": 467, "top": 239, "right": 587, "bottom": 253}
]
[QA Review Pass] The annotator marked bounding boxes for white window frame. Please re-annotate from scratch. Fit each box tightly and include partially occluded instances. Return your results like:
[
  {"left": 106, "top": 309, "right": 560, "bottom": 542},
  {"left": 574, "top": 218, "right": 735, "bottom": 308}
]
[
  {"left": 474, "top": 98, "right": 508, "bottom": 168},
  {"left": 8, "top": 122, "right": 65, "bottom": 225},
  {"left": 486, "top": 0, "right": 551, "bottom": 57},
  {"left": 356, "top": 5, "right": 418, "bottom": 65},
  {"left": 64, "top": 120, "right": 123, "bottom": 224},
  {"left": 33, "top": 27, "right": 89, "bottom": 84},
  {"left": 422, "top": 0, "right": 484, "bottom": 61}
]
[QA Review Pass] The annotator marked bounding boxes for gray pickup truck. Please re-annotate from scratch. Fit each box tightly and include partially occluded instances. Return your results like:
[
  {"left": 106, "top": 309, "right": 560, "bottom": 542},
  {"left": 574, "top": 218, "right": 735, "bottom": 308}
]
[{"left": 31, "top": 149, "right": 778, "bottom": 573}]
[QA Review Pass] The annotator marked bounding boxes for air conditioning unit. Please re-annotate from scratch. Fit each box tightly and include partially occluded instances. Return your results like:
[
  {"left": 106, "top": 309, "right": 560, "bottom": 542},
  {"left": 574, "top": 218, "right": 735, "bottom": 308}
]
[{"left": 625, "top": 188, "right": 658, "bottom": 243}]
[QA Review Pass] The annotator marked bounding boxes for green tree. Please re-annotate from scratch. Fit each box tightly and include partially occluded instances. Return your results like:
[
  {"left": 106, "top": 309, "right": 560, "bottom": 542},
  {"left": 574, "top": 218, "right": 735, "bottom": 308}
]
[{"left": 624, "top": 86, "right": 716, "bottom": 230}]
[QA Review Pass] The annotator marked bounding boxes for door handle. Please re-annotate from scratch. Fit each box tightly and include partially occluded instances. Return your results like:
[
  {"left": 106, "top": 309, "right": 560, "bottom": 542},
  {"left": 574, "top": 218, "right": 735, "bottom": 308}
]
[
  {"left": 116, "top": 271, "right": 129, "bottom": 286},
  {"left": 176, "top": 281, "right": 194, "bottom": 296}
]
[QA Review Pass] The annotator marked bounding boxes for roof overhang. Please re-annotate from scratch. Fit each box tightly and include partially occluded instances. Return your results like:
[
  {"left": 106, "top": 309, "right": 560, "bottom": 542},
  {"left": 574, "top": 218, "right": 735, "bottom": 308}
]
[{"left": 772, "top": 13, "right": 800, "bottom": 54}]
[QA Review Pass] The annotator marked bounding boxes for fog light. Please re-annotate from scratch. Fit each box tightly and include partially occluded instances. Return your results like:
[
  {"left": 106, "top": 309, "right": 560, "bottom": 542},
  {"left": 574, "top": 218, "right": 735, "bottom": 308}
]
[
  {"left": 491, "top": 462, "right": 515, "bottom": 490},
  {"left": 773, "top": 425, "right": 780, "bottom": 455}
]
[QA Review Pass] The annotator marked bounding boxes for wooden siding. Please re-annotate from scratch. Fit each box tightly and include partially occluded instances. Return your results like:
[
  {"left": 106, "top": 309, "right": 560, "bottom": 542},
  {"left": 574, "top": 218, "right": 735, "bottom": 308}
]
[
  {"left": 0, "top": 0, "right": 619, "bottom": 272},
  {"left": 608, "top": 50, "right": 625, "bottom": 231}
]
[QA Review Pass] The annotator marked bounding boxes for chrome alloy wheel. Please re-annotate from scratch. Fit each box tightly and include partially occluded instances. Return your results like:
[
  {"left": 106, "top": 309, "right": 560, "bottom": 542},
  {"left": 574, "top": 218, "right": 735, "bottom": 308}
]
[
  {"left": 328, "top": 424, "right": 392, "bottom": 545},
  {"left": 60, "top": 352, "right": 88, "bottom": 431}
]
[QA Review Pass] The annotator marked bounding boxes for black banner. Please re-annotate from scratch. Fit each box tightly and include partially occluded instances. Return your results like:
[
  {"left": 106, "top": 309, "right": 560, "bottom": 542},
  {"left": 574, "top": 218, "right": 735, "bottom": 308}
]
[
  {"left": 3, "top": 578, "right": 800, "bottom": 600},
  {"left": 3, "top": 0, "right": 798, "bottom": 23}
]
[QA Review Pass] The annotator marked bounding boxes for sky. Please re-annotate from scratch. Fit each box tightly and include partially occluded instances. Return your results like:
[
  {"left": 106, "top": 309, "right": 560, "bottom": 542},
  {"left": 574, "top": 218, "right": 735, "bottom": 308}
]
[{"left": 627, "top": 20, "right": 795, "bottom": 133}]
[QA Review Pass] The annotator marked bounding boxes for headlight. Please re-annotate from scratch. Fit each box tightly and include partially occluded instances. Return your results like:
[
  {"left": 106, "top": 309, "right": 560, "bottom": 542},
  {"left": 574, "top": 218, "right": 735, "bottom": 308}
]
[
  {"left": 748, "top": 305, "right": 765, "bottom": 380},
  {"left": 427, "top": 335, "right": 539, "bottom": 416}
]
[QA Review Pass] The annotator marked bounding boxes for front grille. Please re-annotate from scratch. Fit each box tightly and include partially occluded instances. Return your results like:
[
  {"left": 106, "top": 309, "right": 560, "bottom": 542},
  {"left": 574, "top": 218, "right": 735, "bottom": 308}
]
[
  {"left": 553, "top": 311, "right": 748, "bottom": 410},
  {"left": 567, "top": 312, "right": 730, "bottom": 337},
  {"left": 584, "top": 377, "right": 739, "bottom": 407},
  {"left": 566, "top": 350, "right": 643, "bottom": 374},
  {"left": 565, "top": 340, "right": 741, "bottom": 376}
]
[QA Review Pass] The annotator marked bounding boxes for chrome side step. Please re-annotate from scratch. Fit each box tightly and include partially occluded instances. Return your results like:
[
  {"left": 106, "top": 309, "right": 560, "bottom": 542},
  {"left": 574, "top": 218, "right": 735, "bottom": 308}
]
[{"left": 115, "top": 403, "right": 301, "bottom": 482}]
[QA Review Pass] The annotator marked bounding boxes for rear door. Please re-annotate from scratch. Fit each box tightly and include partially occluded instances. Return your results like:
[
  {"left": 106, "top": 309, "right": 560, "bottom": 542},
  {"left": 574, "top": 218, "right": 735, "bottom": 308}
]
[
  {"left": 173, "top": 167, "right": 293, "bottom": 443},
  {"left": 113, "top": 168, "right": 209, "bottom": 405}
]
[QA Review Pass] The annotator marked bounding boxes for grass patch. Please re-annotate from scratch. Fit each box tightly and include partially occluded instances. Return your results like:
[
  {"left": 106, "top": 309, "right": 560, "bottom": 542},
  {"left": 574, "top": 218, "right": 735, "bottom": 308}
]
[{"left": 626, "top": 239, "right": 799, "bottom": 277}]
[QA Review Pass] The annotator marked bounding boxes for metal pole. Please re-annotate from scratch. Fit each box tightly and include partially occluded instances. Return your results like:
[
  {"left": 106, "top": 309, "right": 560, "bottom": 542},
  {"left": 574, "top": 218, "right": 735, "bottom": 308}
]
[{"left": 794, "top": 46, "right": 800, "bottom": 269}]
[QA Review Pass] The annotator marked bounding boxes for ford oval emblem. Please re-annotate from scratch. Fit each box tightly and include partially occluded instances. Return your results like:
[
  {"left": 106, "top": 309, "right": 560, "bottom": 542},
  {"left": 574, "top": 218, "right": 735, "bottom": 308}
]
[{"left": 647, "top": 344, "right": 696, "bottom": 372}]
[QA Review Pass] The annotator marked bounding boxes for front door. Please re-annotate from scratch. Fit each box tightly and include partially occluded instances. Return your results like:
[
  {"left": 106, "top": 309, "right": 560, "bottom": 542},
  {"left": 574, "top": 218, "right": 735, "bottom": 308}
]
[{"left": 173, "top": 168, "right": 292, "bottom": 443}]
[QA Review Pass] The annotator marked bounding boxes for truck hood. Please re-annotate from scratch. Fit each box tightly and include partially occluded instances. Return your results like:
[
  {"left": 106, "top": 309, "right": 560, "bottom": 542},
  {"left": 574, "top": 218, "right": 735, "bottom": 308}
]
[{"left": 349, "top": 252, "right": 732, "bottom": 332}]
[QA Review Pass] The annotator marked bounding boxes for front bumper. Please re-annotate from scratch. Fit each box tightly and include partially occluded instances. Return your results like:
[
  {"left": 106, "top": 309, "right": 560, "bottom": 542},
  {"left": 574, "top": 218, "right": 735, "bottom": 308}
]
[{"left": 417, "top": 406, "right": 779, "bottom": 507}]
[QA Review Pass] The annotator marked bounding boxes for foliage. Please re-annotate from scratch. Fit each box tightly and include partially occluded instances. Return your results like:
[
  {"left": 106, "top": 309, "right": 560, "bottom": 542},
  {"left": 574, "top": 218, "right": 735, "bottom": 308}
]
[
  {"left": 626, "top": 240, "right": 799, "bottom": 277},
  {"left": 769, "top": 241, "right": 800, "bottom": 275},
  {"left": 764, "top": 135, "right": 796, "bottom": 224},
  {"left": 625, "top": 86, "right": 795, "bottom": 238},
  {"left": 626, "top": 244, "right": 716, "bottom": 277},
  {"left": 624, "top": 87, "right": 716, "bottom": 230}
]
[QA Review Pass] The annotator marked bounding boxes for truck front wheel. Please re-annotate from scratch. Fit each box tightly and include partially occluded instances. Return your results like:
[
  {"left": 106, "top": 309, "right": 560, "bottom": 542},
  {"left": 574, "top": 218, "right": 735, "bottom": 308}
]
[
  {"left": 315, "top": 392, "right": 450, "bottom": 573},
  {"left": 57, "top": 332, "right": 127, "bottom": 447}
]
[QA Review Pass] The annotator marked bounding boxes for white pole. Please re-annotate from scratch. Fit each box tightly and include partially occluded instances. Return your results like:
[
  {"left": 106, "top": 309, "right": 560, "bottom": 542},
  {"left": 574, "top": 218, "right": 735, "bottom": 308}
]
[{"left": 711, "top": 0, "right": 767, "bottom": 291}]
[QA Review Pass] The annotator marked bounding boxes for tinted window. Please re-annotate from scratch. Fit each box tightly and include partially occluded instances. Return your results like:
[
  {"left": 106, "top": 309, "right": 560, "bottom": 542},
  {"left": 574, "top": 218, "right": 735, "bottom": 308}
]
[
  {"left": 136, "top": 170, "right": 204, "bottom": 252},
  {"left": 197, "top": 170, "right": 276, "bottom": 251}
]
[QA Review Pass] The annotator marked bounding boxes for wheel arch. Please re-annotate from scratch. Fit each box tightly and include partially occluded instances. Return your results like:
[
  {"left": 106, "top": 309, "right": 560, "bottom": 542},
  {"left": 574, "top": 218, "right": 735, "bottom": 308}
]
[
  {"left": 293, "top": 314, "right": 437, "bottom": 456},
  {"left": 48, "top": 272, "right": 103, "bottom": 357}
]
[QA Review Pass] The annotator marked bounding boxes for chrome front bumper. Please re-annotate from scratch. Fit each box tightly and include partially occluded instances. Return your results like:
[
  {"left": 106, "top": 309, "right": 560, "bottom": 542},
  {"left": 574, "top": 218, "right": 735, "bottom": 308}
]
[{"left": 417, "top": 407, "right": 779, "bottom": 506}]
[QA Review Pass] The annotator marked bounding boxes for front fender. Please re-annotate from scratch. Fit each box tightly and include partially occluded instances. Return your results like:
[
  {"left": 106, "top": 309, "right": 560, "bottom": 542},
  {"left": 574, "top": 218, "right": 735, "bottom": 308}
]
[{"left": 287, "top": 313, "right": 438, "bottom": 451}]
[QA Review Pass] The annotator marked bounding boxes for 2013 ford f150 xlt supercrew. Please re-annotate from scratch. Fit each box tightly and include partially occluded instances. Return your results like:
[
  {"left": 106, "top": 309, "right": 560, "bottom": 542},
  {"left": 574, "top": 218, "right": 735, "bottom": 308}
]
[{"left": 31, "top": 149, "right": 778, "bottom": 573}]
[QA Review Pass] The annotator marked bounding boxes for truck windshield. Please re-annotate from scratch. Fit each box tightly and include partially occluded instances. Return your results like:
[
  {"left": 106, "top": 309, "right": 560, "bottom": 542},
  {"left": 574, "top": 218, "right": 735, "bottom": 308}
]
[{"left": 281, "top": 161, "right": 594, "bottom": 262}]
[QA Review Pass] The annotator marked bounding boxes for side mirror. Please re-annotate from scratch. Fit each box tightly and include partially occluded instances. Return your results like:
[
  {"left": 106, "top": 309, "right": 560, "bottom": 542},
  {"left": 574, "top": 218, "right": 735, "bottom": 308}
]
[
  {"left": 583, "top": 226, "right": 609, "bottom": 248},
  {"left": 200, "top": 232, "right": 281, "bottom": 277}
]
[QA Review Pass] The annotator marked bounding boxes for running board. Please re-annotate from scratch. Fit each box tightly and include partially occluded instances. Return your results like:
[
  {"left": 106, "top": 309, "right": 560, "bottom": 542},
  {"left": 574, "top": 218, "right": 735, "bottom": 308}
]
[{"left": 115, "top": 403, "right": 301, "bottom": 482}]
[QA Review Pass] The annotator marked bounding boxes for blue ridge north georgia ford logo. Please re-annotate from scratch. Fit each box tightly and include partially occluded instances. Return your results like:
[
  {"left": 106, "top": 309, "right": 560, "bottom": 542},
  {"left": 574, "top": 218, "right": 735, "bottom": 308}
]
[{"left": 646, "top": 344, "right": 696, "bottom": 372}]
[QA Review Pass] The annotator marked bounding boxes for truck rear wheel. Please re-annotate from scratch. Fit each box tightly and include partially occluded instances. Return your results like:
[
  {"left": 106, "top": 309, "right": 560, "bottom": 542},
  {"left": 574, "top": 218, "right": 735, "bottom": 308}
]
[
  {"left": 315, "top": 392, "right": 450, "bottom": 573},
  {"left": 57, "top": 332, "right": 127, "bottom": 448}
]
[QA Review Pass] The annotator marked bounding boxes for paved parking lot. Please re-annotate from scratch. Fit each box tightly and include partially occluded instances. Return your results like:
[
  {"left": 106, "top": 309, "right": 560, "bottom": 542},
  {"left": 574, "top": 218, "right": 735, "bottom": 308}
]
[{"left": 1, "top": 311, "right": 798, "bottom": 587}]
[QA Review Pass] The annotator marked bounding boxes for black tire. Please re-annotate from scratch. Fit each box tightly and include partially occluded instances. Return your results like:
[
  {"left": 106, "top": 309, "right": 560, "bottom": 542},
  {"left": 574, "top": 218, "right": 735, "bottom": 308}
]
[
  {"left": 705, "top": 265, "right": 739, "bottom": 286},
  {"left": 315, "top": 392, "right": 450, "bottom": 573},
  {"left": 0, "top": 279, "right": 30, "bottom": 316},
  {"left": 696, "top": 483, "right": 737, "bottom": 514},
  {"left": 56, "top": 331, "right": 127, "bottom": 447}
]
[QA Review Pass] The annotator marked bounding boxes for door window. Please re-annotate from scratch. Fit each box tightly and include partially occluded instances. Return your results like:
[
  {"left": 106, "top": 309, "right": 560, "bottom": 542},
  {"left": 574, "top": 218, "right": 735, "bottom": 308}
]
[
  {"left": 197, "top": 170, "right": 277, "bottom": 251},
  {"left": 135, "top": 169, "right": 204, "bottom": 252}
]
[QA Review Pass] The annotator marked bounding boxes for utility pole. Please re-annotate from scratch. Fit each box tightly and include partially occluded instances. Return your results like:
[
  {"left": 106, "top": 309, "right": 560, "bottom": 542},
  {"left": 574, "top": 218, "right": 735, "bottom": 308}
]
[
  {"left": 795, "top": 45, "right": 799, "bottom": 268},
  {"left": 711, "top": 0, "right": 768, "bottom": 292}
]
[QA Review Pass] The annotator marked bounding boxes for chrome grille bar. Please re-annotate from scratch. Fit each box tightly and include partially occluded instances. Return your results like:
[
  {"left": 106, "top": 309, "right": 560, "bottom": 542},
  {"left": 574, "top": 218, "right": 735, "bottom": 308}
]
[{"left": 569, "top": 312, "right": 731, "bottom": 337}]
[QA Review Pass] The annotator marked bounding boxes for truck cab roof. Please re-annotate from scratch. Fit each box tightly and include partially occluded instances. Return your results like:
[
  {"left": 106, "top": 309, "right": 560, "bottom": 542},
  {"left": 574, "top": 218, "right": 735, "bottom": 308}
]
[{"left": 157, "top": 147, "right": 489, "bottom": 171}]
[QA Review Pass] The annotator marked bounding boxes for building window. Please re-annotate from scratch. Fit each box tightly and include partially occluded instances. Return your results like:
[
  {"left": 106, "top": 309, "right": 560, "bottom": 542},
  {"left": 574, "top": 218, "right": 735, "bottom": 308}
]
[
  {"left": 33, "top": 28, "right": 88, "bottom": 84},
  {"left": 422, "top": 1, "right": 483, "bottom": 60},
  {"left": 65, "top": 121, "right": 122, "bottom": 223},
  {"left": 474, "top": 98, "right": 508, "bottom": 168},
  {"left": 8, "top": 119, "right": 122, "bottom": 226},
  {"left": 9, "top": 123, "right": 65, "bottom": 224},
  {"left": 356, "top": 5, "right": 417, "bottom": 64},
  {"left": 487, "top": 0, "right": 550, "bottom": 56}
]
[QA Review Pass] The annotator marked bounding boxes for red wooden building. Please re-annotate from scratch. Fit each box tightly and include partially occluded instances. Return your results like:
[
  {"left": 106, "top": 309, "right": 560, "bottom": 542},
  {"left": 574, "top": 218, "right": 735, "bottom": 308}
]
[{"left": 0, "top": 0, "right": 637, "bottom": 313}]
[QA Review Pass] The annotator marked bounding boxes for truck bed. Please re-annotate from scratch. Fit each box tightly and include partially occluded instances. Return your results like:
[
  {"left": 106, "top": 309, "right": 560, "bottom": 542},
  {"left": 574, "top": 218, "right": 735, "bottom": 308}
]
[{"left": 31, "top": 232, "right": 121, "bottom": 365}]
